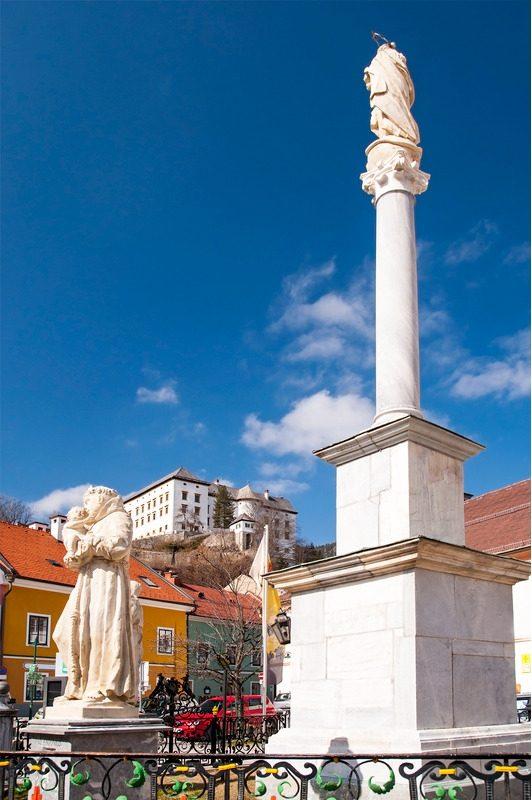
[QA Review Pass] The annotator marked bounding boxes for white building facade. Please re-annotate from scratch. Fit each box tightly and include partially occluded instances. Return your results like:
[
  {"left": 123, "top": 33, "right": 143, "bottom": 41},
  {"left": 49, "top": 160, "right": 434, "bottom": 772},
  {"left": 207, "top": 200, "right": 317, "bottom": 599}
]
[
  {"left": 124, "top": 467, "right": 212, "bottom": 540},
  {"left": 123, "top": 469, "right": 297, "bottom": 553}
]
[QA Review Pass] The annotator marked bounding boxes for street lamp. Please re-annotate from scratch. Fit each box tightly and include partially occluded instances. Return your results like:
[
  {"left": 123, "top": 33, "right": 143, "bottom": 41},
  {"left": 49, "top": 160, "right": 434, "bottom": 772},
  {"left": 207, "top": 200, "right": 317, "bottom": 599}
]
[
  {"left": 271, "top": 610, "right": 291, "bottom": 645},
  {"left": 27, "top": 637, "right": 43, "bottom": 719}
]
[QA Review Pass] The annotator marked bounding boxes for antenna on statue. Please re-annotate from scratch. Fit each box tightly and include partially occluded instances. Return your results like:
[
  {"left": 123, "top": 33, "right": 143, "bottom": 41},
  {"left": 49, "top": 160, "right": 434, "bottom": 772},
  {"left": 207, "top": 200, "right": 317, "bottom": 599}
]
[{"left": 371, "top": 31, "right": 390, "bottom": 46}]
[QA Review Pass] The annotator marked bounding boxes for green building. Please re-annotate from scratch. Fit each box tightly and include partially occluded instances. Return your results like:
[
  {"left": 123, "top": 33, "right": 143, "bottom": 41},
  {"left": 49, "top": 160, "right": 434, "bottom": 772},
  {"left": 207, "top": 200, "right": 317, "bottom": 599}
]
[{"left": 180, "top": 582, "right": 265, "bottom": 700}]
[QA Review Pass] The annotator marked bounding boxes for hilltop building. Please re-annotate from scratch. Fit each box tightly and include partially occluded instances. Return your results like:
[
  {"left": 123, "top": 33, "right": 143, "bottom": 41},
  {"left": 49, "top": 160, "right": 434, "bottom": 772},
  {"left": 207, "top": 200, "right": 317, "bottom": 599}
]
[{"left": 122, "top": 467, "right": 297, "bottom": 553}]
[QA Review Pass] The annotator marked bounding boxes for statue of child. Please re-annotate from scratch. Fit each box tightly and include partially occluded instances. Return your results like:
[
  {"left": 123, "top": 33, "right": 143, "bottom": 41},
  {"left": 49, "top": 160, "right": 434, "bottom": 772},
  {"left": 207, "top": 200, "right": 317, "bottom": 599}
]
[{"left": 62, "top": 505, "right": 88, "bottom": 563}]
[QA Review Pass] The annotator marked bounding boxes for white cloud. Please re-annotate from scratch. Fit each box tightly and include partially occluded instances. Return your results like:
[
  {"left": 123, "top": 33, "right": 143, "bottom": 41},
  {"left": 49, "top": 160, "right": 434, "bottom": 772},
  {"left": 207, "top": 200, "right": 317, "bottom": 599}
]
[
  {"left": 272, "top": 291, "right": 372, "bottom": 337},
  {"left": 242, "top": 390, "right": 374, "bottom": 457},
  {"left": 212, "top": 477, "right": 235, "bottom": 487},
  {"left": 283, "top": 259, "right": 336, "bottom": 303},
  {"left": 261, "top": 478, "right": 310, "bottom": 496},
  {"left": 285, "top": 332, "right": 347, "bottom": 362},
  {"left": 503, "top": 242, "right": 530, "bottom": 265},
  {"left": 451, "top": 328, "right": 530, "bottom": 400},
  {"left": 259, "top": 461, "right": 307, "bottom": 479},
  {"left": 31, "top": 484, "right": 91, "bottom": 518},
  {"left": 420, "top": 307, "right": 451, "bottom": 337},
  {"left": 444, "top": 220, "right": 498, "bottom": 265},
  {"left": 136, "top": 381, "right": 178, "bottom": 405}
]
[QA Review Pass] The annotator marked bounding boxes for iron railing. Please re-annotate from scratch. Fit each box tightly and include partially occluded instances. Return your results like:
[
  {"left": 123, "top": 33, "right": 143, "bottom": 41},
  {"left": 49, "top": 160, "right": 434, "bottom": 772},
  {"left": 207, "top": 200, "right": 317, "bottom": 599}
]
[
  {"left": 0, "top": 752, "right": 529, "bottom": 800},
  {"left": 157, "top": 710, "right": 291, "bottom": 754}
]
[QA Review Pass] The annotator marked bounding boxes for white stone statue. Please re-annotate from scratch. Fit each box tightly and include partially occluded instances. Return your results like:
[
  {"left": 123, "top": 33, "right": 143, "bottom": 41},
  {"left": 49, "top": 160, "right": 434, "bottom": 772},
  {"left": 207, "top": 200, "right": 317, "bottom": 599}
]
[
  {"left": 364, "top": 42, "right": 420, "bottom": 144},
  {"left": 53, "top": 486, "right": 137, "bottom": 708},
  {"left": 129, "top": 579, "right": 143, "bottom": 700}
]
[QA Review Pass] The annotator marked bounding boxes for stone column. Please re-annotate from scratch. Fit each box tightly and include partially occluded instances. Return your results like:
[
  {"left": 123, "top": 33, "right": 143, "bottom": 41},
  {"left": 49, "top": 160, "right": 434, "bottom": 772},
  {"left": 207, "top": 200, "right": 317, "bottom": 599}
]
[{"left": 361, "top": 138, "right": 429, "bottom": 426}]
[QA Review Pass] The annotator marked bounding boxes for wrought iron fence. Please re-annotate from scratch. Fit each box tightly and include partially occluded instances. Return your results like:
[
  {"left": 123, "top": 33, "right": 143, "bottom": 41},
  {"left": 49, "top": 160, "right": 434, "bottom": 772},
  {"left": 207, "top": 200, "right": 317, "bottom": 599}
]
[
  {"left": 157, "top": 709, "right": 291, "bottom": 754},
  {"left": 0, "top": 752, "right": 529, "bottom": 800}
]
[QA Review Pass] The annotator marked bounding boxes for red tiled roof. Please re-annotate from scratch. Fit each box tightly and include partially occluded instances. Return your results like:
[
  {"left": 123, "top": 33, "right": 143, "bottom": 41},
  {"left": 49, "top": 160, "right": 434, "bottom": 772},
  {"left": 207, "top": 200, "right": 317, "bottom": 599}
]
[
  {"left": 464, "top": 479, "right": 531, "bottom": 555},
  {"left": 178, "top": 582, "right": 260, "bottom": 623},
  {"left": 0, "top": 522, "right": 194, "bottom": 607}
]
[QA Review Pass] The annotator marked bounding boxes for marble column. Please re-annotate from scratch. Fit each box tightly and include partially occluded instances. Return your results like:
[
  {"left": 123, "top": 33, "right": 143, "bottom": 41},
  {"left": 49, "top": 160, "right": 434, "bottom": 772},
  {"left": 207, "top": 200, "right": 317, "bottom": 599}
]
[{"left": 361, "top": 139, "right": 429, "bottom": 426}]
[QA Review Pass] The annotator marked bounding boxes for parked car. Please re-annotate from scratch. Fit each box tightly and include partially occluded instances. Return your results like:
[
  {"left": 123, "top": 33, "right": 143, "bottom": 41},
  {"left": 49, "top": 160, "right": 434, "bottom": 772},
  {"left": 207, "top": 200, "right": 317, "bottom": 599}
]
[
  {"left": 517, "top": 693, "right": 531, "bottom": 723},
  {"left": 174, "top": 694, "right": 277, "bottom": 740},
  {"left": 273, "top": 691, "right": 291, "bottom": 712}
]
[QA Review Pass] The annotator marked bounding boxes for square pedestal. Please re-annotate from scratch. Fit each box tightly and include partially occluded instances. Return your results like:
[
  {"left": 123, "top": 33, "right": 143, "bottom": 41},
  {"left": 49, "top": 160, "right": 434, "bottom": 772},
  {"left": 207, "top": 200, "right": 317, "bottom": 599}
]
[
  {"left": 315, "top": 416, "right": 484, "bottom": 554},
  {"left": 25, "top": 715, "right": 165, "bottom": 800},
  {"left": 267, "top": 537, "right": 530, "bottom": 755}
]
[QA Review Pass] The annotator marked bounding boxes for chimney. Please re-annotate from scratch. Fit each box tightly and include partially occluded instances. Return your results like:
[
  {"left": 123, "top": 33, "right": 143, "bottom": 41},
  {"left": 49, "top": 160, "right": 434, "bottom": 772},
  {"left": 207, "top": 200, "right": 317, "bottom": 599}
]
[
  {"left": 49, "top": 514, "right": 67, "bottom": 541},
  {"left": 264, "top": 489, "right": 270, "bottom": 501}
]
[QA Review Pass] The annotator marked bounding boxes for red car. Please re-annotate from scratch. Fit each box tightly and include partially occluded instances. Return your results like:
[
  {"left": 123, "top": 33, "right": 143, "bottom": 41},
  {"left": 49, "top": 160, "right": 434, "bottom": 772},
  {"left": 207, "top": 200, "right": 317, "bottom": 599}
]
[{"left": 174, "top": 694, "right": 277, "bottom": 740}]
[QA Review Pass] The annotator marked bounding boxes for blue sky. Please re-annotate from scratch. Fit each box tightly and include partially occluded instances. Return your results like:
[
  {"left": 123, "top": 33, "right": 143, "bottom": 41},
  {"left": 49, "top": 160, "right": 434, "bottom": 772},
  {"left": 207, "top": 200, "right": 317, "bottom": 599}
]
[{"left": 2, "top": 1, "right": 530, "bottom": 542}]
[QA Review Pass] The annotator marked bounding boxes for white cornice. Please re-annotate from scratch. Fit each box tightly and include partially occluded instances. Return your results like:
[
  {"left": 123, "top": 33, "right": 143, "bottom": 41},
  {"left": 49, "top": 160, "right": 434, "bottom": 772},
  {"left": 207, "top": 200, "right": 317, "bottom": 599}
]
[
  {"left": 12, "top": 578, "right": 192, "bottom": 611},
  {"left": 13, "top": 578, "right": 72, "bottom": 594},
  {"left": 266, "top": 536, "right": 530, "bottom": 593},
  {"left": 314, "top": 415, "right": 484, "bottom": 466}
]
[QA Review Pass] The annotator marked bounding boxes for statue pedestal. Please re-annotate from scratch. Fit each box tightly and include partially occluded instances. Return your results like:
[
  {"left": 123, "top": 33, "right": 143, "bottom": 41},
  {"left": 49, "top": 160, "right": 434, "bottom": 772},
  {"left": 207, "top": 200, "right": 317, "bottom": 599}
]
[
  {"left": 44, "top": 696, "right": 140, "bottom": 720},
  {"left": 25, "top": 715, "right": 165, "bottom": 800}
]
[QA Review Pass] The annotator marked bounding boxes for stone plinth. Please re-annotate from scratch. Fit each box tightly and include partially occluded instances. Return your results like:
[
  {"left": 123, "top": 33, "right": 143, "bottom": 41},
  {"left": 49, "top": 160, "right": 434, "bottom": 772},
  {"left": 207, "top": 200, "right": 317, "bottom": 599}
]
[
  {"left": 315, "top": 416, "right": 484, "bottom": 555},
  {"left": 266, "top": 537, "right": 530, "bottom": 755},
  {"left": 45, "top": 696, "right": 139, "bottom": 720},
  {"left": 25, "top": 715, "right": 165, "bottom": 800}
]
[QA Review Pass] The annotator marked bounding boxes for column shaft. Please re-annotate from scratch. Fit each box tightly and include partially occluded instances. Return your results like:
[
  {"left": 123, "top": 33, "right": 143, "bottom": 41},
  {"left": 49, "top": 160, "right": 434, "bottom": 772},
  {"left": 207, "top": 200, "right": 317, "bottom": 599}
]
[{"left": 374, "top": 189, "right": 421, "bottom": 425}]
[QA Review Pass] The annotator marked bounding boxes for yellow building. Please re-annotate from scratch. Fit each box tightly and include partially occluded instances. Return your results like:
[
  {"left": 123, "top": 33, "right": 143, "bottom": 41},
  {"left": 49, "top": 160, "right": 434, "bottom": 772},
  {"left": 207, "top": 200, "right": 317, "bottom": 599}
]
[{"left": 0, "top": 521, "right": 194, "bottom": 713}]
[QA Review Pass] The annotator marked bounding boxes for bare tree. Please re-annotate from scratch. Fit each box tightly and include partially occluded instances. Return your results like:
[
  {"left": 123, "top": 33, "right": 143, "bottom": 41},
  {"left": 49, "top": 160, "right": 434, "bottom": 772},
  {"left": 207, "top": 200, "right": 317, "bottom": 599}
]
[
  {"left": 173, "top": 539, "right": 261, "bottom": 709},
  {"left": 0, "top": 495, "right": 32, "bottom": 525}
]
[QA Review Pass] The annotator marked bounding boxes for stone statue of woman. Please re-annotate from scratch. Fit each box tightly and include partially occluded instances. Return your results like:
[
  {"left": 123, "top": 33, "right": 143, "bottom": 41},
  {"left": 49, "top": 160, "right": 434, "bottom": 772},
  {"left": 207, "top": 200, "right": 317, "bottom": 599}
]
[
  {"left": 52, "top": 486, "right": 137, "bottom": 713},
  {"left": 364, "top": 42, "right": 420, "bottom": 144}
]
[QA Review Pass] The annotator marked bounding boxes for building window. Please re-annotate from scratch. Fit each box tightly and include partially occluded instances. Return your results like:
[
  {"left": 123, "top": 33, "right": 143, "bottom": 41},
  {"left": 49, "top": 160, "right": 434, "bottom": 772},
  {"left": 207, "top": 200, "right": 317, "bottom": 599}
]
[
  {"left": 141, "top": 504, "right": 144, "bottom": 512},
  {"left": 165, "top": 493, "right": 169, "bottom": 501},
  {"left": 141, "top": 517, "right": 144, "bottom": 525},
  {"left": 227, "top": 645, "right": 237, "bottom": 665},
  {"left": 182, "top": 491, "right": 188, "bottom": 500},
  {"left": 147, "top": 501, "right": 151, "bottom": 510},
  {"left": 250, "top": 681, "right": 261, "bottom": 695},
  {"left": 136, "top": 508, "right": 139, "bottom": 516},
  {"left": 194, "top": 506, "right": 200, "bottom": 516},
  {"left": 160, "top": 496, "right": 163, "bottom": 504},
  {"left": 139, "top": 575, "right": 158, "bottom": 588},
  {"left": 24, "top": 671, "right": 45, "bottom": 702},
  {"left": 181, "top": 504, "right": 187, "bottom": 513},
  {"left": 165, "top": 506, "right": 168, "bottom": 514},
  {"left": 251, "top": 650, "right": 261, "bottom": 667},
  {"left": 135, "top": 520, "right": 138, "bottom": 528},
  {"left": 194, "top": 494, "right": 200, "bottom": 503},
  {"left": 197, "top": 643, "right": 209, "bottom": 664},
  {"left": 159, "top": 509, "right": 163, "bottom": 517},
  {"left": 157, "top": 627, "right": 174, "bottom": 655},
  {"left": 27, "top": 614, "right": 50, "bottom": 646}
]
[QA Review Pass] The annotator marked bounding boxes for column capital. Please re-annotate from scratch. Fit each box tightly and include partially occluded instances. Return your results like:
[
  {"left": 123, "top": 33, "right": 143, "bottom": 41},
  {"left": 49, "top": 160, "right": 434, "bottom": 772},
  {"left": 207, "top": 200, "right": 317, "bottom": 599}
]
[{"left": 360, "top": 138, "right": 430, "bottom": 202}]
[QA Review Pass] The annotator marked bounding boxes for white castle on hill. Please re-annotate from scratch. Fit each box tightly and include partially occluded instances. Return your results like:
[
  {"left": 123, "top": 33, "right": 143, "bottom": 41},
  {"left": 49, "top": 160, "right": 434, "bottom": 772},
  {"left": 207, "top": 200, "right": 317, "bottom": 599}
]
[{"left": 120, "top": 466, "right": 297, "bottom": 553}]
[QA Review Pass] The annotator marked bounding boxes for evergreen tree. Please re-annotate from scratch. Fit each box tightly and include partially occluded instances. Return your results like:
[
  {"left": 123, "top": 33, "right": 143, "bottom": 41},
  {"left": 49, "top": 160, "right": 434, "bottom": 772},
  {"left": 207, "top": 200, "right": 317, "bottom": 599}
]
[{"left": 212, "top": 485, "right": 235, "bottom": 528}]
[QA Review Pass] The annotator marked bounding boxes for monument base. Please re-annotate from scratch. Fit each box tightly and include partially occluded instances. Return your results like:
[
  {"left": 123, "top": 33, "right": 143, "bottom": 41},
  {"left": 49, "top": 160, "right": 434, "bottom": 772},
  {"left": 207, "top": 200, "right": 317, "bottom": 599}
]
[
  {"left": 45, "top": 696, "right": 139, "bottom": 719},
  {"left": 267, "top": 721, "right": 531, "bottom": 755},
  {"left": 26, "top": 715, "right": 165, "bottom": 800}
]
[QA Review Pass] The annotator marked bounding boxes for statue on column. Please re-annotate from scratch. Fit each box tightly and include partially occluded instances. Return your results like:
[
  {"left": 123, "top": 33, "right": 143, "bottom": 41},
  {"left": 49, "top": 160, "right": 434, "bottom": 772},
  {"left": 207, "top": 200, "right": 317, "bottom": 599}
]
[
  {"left": 53, "top": 486, "right": 137, "bottom": 708},
  {"left": 364, "top": 40, "right": 420, "bottom": 144}
]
